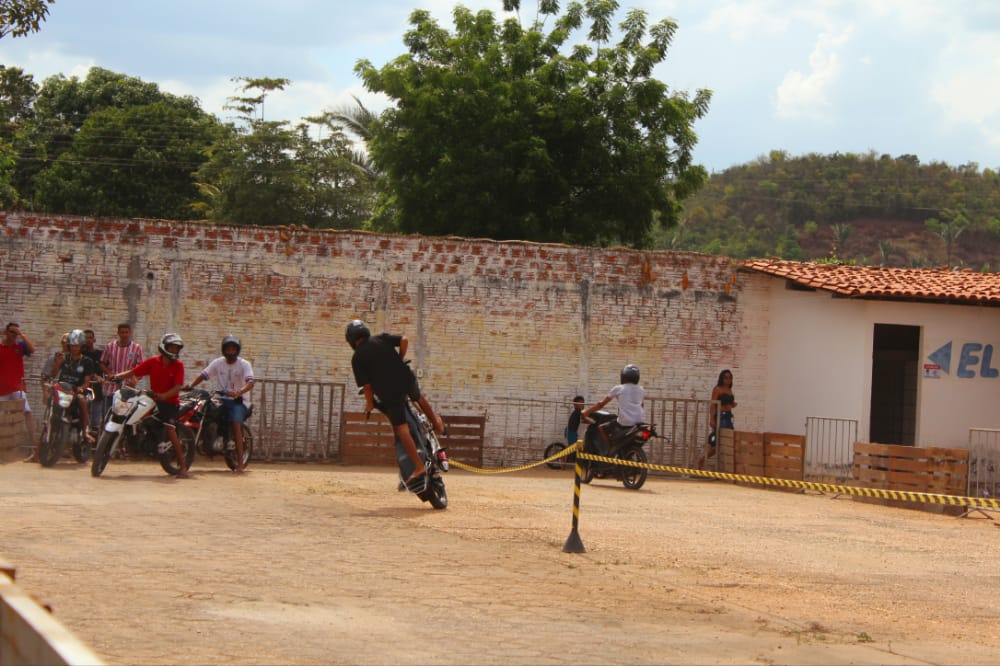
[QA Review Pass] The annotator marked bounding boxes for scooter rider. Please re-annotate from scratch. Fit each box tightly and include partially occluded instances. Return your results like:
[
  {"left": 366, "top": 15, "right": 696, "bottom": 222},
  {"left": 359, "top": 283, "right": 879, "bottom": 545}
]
[
  {"left": 111, "top": 333, "right": 190, "bottom": 479},
  {"left": 51, "top": 329, "right": 98, "bottom": 444},
  {"left": 346, "top": 320, "right": 445, "bottom": 486},
  {"left": 582, "top": 364, "right": 645, "bottom": 455},
  {"left": 187, "top": 335, "right": 254, "bottom": 474}
]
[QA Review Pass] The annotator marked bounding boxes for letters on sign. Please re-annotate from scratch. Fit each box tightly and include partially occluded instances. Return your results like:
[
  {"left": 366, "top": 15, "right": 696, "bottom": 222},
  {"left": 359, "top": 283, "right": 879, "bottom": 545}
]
[{"left": 927, "top": 341, "right": 999, "bottom": 378}]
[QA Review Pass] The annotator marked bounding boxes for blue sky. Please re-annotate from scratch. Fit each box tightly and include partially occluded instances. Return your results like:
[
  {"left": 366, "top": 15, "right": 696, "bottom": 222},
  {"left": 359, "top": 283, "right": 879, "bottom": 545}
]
[{"left": 1, "top": 0, "right": 998, "bottom": 173}]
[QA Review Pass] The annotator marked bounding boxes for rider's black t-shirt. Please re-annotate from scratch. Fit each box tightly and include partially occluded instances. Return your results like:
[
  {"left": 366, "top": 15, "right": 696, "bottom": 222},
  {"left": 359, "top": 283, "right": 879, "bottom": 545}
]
[
  {"left": 350, "top": 333, "right": 418, "bottom": 400},
  {"left": 57, "top": 354, "right": 97, "bottom": 388}
]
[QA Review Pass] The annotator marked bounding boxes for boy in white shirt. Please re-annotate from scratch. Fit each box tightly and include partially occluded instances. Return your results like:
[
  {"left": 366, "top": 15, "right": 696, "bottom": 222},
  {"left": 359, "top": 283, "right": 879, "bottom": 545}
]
[
  {"left": 188, "top": 335, "right": 254, "bottom": 474},
  {"left": 582, "top": 364, "right": 645, "bottom": 454}
]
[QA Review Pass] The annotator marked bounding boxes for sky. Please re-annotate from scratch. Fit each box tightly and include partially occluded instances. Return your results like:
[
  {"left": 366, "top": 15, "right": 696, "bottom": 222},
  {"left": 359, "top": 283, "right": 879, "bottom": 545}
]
[{"left": 1, "top": 0, "right": 998, "bottom": 173}]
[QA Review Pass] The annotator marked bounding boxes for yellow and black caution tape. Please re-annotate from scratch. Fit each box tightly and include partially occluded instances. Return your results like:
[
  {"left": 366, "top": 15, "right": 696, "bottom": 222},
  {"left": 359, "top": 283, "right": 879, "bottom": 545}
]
[
  {"left": 576, "top": 451, "right": 1000, "bottom": 510},
  {"left": 449, "top": 441, "right": 582, "bottom": 474}
]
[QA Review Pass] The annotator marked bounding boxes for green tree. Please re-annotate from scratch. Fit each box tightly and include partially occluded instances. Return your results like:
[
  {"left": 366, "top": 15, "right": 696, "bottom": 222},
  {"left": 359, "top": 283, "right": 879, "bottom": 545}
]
[
  {"left": 926, "top": 207, "right": 970, "bottom": 266},
  {"left": 194, "top": 79, "right": 373, "bottom": 228},
  {"left": 355, "top": 0, "right": 711, "bottom": 246},
  {"left": 0, "top": 0, "right": 54, "bottom": 39}
]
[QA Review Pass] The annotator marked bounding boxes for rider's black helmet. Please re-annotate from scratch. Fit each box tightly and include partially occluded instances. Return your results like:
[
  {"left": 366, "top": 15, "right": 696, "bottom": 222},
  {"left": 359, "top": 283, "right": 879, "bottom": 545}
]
[
  {"left": 345, "top": 320, "right": 370, "bottom": 349},
  {"left": 221, "top": 335, "right": 241, "bottom": 360},
  {"left": 620, "top": 364, "right": 640, "bottom": 384}
]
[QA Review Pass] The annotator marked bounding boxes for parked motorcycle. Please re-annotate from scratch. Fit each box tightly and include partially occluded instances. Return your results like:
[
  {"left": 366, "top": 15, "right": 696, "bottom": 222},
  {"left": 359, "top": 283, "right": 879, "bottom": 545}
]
[
  {"left": 38, "top": 380, "right": 93, "bottom": 467},
  {"left": 177, "top": 388, "right": 254, "bottom": 471},
  {"left": 373, "top": 394, "right": 448, "bottom": 509},
  {"left": 91, "top": 379, "right": 195, "bottom": 477},
  {"left": 579, "top": 410, "right": 659, "bottom": 490}
]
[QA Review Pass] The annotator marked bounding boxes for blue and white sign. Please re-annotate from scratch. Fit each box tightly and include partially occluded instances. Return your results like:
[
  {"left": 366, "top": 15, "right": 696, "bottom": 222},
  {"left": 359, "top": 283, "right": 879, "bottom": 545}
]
[{"left": 927, "top": 341, "right": 1000, "bottom": 378}]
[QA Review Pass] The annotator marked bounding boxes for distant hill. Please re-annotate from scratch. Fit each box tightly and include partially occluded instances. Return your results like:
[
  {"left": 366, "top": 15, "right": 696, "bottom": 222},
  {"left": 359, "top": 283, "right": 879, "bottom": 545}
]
[{"left": 661, "top": 151, "right": 1000, "bottom": 270}]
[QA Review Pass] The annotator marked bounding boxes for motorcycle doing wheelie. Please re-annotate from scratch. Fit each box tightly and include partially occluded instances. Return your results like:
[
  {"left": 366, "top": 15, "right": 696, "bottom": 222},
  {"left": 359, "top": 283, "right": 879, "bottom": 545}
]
[
  {"left": 38, "top": 380, "right": 94, "bottom": 466},
  {"left": 91, "top": 379, "right": 195, "bottom": 477},
  {"left": 178, "top": 388, "right": 253, "bottom": 471},
  {"left": 578, "top": 411, "right": 659, "bottom": 490},
  {"left": 372, "top": 394, "right": 449, "bottom": 510}
]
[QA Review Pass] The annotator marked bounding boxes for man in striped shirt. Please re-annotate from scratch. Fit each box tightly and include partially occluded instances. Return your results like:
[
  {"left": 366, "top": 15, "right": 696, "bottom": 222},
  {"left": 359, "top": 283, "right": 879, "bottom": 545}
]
[{"left": 100, "top": 322, "right": 144, "bottom": 413}]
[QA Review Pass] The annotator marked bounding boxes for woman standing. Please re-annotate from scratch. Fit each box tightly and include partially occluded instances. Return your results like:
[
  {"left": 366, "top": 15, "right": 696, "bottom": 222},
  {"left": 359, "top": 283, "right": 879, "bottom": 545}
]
[{"left": 697, "top": 369, "right": 737, "bottom": 470}]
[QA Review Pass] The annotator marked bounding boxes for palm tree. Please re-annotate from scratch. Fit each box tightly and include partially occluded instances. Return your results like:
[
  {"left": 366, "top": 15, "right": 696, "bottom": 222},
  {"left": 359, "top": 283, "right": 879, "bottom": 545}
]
[{"left": 325, "top": 95, "right": 380, "bottom": 181}]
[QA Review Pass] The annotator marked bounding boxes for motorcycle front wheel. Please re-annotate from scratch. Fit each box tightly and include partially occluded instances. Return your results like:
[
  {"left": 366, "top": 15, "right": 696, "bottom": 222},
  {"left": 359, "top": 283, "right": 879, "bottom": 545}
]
[
  {"left": 544, "top": 442, "right": 566, "bottom": 470},
  {"left": 423, "top": 473, "right": 448, "bottom": 510},
  {"left": 91, "top": 430, "right": 119, "bottom": 477},
  {"left": 620, "top": 446, "right": 648, "bottom": 490},
  {"left": 160, "top": 424, "right": 197, "bottom": 475},
  {"left": 39, "top": 418, "right": 67, "bottom": 467},
  {"left": 224, "top": 424, "right": 254, "bottom": 471}
]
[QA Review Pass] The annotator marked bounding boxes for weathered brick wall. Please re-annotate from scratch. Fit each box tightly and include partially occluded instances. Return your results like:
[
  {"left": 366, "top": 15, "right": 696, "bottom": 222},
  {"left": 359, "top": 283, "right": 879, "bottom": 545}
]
[{"left": 0, "top": 212, "right": 769, "bottom": 464}]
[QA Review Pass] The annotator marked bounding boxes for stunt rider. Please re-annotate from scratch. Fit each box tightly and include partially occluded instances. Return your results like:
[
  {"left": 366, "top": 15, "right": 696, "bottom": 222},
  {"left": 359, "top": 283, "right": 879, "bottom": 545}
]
[
  {"left": 345, "top": 320, "right": 445, "bottom": 486},
  {"left": 582, "top": 364, "right": 645, "bottom": 455},
  {"left": 187, "top": 335, "right": 254, "bottom": 474},
  {"left": 51, "top": 329, "right": 98, "bottom": 445},
  {"left": 111, "top": 333, "right": 190, "bottom": 479}
]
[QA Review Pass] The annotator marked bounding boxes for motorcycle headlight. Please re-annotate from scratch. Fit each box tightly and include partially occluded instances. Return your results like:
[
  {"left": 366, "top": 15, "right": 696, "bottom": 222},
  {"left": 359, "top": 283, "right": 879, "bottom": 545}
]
[
  {"left": 57, "top": 393, "right": 74, "bottom": 408},
  {"left": 112, "top": 398, "right": 131, "bottom": 416}
]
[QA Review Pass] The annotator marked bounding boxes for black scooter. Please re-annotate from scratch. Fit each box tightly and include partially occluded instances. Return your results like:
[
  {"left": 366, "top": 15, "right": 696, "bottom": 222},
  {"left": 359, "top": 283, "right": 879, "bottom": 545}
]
[{"left": 579, "top": 410, "right": 658, "bottom": 490}]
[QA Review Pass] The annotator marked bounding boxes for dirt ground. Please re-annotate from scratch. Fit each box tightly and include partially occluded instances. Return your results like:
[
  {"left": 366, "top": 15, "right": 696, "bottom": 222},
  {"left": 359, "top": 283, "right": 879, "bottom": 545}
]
[{"left": 2, "top": 457, "right": 1000, "bottom": 666}]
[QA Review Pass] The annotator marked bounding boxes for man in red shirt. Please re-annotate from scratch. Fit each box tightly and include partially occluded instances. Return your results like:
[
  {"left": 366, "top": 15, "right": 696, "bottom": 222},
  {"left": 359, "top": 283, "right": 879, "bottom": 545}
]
[
  {"left": 0, "top": 322, "right": 37, "bottom": 457},
  {"left": 111, "top": 333, "right": 190, "bottom": 479}
]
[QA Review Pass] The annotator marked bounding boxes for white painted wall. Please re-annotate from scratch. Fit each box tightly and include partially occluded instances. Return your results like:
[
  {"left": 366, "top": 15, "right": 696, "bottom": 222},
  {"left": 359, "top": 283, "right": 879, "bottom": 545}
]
[{"left": 758, "top": 275, "right": 1000, "bottom": 447}]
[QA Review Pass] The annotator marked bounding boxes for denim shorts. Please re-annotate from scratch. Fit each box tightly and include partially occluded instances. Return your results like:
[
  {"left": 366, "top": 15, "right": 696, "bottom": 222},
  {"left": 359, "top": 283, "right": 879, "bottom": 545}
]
[{"left": 221, "top": 398, "right": 249, "bottom": 424}]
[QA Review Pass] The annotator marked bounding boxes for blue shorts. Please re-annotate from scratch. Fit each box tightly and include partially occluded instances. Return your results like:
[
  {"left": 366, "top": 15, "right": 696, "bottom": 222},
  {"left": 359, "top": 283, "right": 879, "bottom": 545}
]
[
  {"left": 720, "top": 412, "right": 734, "bottom": 430},
  {"left": 221, "top": 398, "right": 249, "bottom": 424}
]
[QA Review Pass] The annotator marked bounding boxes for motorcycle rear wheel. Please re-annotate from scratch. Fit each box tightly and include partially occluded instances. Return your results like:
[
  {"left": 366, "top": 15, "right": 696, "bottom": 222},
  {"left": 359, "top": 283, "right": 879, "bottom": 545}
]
[
  {"left": 621, "top": 446, "right": 648, "bottom": 490},
  {"left": 223, "top": 424, "right": 254, "bottom": 471},
  {"left": 91, "top": 430, "right": 118, "bottom": 477},
  {"left": 39, "top": 418, "right": 67, "bottom": 467},
  {"left": 160, "top": 424, "right": 197, "bottom": 475}
]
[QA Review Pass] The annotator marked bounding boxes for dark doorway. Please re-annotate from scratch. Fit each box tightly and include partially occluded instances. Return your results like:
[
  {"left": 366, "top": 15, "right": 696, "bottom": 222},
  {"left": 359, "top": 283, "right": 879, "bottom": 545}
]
[{"left": 869, "top": 324, "right": 920, "bottom": 445}]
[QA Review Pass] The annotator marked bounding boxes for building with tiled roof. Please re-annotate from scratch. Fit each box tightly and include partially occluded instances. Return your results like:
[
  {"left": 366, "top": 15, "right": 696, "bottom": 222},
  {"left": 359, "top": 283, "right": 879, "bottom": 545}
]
[
  {"left": 736, "top": 258, "right": 999, "bottom": 457},
  {"left": 741, "top": 259, "right": 1000, "bottom": 306}
]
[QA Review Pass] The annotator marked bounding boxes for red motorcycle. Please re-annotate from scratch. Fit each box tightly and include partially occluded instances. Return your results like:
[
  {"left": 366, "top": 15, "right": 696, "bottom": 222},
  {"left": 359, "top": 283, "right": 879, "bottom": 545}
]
[{"left": 178, "top": 388, "right": 254, "bottom": 471}]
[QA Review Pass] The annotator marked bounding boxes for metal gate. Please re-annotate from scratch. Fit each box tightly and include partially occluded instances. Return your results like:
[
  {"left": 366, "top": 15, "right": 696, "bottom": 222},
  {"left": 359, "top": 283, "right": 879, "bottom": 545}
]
[
  {"left": 255, "top": 380, "right": 346, "bottom": 461},
  {"left": 967, "top": 428, "right": 1000, "bottom": 500},
  {"left": 804, "top": 416, "right": 858, "bottom": 483}
]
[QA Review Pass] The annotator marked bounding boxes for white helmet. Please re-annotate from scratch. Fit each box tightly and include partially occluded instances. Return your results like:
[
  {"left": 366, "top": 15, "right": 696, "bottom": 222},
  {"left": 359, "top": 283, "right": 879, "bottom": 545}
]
[
  {"left": 158, "top": 333, "right": 184, "bottom": 360},
  {"left": 67, "top": 329, "right": 86, "bottom": 346}
]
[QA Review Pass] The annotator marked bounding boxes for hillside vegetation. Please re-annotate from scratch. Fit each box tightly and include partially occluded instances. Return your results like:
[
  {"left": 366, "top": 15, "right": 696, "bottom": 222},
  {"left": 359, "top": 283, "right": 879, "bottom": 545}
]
[{"left": 661, "top": 151, "right": 1000, "bottom": 270}]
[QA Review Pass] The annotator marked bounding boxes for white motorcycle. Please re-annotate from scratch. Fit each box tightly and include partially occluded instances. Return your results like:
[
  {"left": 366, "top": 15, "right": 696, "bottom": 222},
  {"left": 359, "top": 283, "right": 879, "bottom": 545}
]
[{"left": 91, "top": 379, "right": 195, "bottom": 477}]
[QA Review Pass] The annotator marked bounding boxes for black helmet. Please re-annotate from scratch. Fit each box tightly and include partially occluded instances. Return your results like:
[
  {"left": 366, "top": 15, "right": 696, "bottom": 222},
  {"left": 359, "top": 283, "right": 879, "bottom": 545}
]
[
  {"left": 345, "top": 320, "right": 370, "bottom": 348},
  {"left": 620, "top": 364, "right": 640, "bottom": 384},
  {"left": 158, "top": 333, "right": 184, "bottom": 360},
  {"left": 222, "top": 335, "right": 241, "bottom": 360}
]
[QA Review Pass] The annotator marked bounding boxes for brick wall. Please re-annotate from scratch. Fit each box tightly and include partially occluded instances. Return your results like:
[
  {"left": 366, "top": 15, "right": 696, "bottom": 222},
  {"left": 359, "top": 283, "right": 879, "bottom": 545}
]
[{"left": 1, "top": 212, "right": 769, "bottom": 464}]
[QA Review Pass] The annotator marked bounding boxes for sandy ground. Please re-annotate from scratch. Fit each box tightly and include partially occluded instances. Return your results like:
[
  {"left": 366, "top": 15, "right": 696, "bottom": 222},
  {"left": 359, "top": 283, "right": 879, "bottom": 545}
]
[{"left": 2, "top": 457, "right": 1000, "bottom": 666}]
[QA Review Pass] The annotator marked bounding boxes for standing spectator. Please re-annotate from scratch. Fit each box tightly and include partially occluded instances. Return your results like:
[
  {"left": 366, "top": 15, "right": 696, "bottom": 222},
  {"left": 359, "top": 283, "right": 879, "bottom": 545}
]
[
  {"left": 82, "top": 329, "right": 104, "bottom": 435},
  {"left": 187, "top": 335, "right": 255, "bottom": 474},
  {"left": 100, "top": 322, "right": 144, "bottom": 415},
  {"left": 111, "top": 333, "right": 189, "bottom": 479},
  {"left": 35, "top": 332, "right": 69, "bottom": 462},
  {"left": 0, "top": 322, "right": 37, "bottom": 458},
  {"left": 565, "top": 395, "right": 587, "bottom": 446},
  {"left": 697, "top": 369, "right": 737, "bottom": 470}
]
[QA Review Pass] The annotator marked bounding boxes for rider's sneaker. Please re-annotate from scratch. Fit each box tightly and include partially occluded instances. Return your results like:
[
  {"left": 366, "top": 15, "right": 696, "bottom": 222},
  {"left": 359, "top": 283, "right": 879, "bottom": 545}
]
[
  {"left": 436, "top": 449, "right": 449, "bottom": 472},
  {"left": 175, "top": 469, "right": 191, "bottom": 479}
]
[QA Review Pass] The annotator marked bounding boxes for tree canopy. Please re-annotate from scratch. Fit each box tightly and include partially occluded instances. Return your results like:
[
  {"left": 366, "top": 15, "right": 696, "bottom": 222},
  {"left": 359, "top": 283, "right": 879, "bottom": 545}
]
[
  {"left": 355, "top": 0, "right": 711, "bottom": 247},
  {"left": 0, "top": 0, "right": 54, "bottom": 39}
]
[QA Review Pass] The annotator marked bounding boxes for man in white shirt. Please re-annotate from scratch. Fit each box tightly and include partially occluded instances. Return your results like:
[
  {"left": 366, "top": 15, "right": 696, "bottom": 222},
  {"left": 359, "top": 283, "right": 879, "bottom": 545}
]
[{"left": 188, "top": 335, "right": 254, "bottom": 474}]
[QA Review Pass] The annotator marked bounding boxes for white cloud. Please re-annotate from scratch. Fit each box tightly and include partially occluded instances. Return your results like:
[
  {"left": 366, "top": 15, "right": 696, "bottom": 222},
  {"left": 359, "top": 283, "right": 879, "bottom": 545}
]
[
  {"left": 702, "top": 1, "right": 791, "bottom": 40},
  {"left": 774, "top": 28, "right": 852, "bottom": 121},
  {"left": 930, "top": 33, "right": 1000, "bottom": 149}
]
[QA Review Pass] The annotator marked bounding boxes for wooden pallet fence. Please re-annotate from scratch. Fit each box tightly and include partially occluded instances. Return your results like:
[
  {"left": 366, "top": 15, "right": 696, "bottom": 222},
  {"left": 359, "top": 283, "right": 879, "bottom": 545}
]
[
  {"left": 339, "top": 411, "right": 485, "bottom": 467},
  {"left": 0, "top": 400, "right": 25, "bottom": 460},
  {"left": 717, "top": 430, "right": 804, "bottom": 484},
  {"left": 853, "top": 442, "right": 969, "bottom": 513}
]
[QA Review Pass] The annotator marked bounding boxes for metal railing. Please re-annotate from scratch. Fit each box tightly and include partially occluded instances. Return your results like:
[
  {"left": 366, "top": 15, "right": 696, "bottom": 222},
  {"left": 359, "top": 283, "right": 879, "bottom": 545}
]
[
  {"left": 255, "top": 380, "right": 346, "bottom": 461},
  {"left": 484, "top": 396, "right": 716, "bottom": 471},
  {"left": 967, "top": 428, "right": 1000, "bottom": 502},
  {"left": 804, "top": 416, "right": 858, "bottom": 483}
]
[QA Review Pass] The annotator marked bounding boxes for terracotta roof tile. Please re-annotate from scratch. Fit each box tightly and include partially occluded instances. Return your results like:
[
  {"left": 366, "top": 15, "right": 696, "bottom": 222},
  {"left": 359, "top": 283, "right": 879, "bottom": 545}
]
[{"left": 740, "top": 259, "right": 1000, "bottom": 305}]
